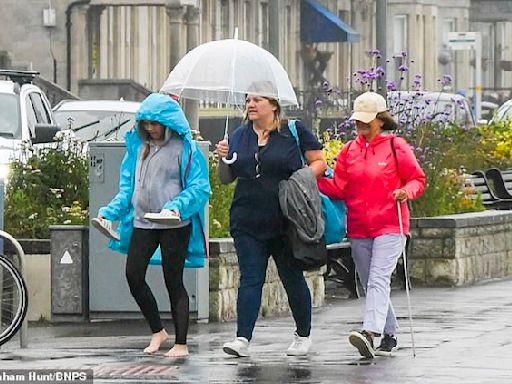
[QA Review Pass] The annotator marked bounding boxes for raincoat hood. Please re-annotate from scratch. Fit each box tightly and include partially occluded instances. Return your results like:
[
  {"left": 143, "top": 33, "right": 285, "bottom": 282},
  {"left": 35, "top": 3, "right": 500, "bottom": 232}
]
[{"left": 136, "top": 93, "right": 192, "bottom": 141}]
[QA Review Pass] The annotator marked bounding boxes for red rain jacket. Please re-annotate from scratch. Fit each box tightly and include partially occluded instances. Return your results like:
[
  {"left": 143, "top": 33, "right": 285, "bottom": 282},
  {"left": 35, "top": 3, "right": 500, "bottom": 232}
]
[{"left": 318, "top": 134, "right": 425, "bottom": 238}]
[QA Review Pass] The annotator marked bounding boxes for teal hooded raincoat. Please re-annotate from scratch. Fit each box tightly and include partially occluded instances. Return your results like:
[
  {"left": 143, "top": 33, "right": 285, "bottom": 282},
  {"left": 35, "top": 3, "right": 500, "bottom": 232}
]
[{"left": 98, "top": 93, "right": 211, "bottom": 267}]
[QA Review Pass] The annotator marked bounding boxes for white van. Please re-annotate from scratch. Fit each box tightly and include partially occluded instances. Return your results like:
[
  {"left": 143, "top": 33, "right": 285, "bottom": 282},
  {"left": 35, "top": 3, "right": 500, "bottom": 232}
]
[
  {"left": 0, "top": 70, "right": 61, "bottom": 179},
  {"left": 53, "top": 99, "right": 140, "bottom": 142}
]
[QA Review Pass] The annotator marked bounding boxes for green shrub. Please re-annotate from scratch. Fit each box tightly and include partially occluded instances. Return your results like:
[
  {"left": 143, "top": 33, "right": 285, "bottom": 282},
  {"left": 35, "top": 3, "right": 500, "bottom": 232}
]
[
  {"left": 5, "top": 137, "right": 89, "bottom": 238},
  {"left": 208, "top": 152, "right": 235, "bottom": 238}
]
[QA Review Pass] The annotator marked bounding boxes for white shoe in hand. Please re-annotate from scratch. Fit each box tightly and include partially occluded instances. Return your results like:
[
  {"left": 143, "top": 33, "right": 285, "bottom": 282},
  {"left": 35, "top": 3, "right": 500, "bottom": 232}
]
[
  {"left": 144, "top": 210, "right": 181, "bottom": 225},
  {"left": 91, "top": 218, "right": 120, "bottom": 241}
]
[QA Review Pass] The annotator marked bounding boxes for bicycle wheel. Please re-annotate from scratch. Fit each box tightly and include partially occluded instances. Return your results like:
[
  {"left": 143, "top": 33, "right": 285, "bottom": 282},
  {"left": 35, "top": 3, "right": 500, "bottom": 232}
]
[{"left": 0, "top": 253, "right": 28, "bottom": 346}]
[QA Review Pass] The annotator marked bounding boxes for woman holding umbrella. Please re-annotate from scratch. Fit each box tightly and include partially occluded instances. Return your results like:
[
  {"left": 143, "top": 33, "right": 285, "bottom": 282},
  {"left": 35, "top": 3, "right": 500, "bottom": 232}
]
[{"left": 215, "top": 88, "right": 327, "bottom": 357}]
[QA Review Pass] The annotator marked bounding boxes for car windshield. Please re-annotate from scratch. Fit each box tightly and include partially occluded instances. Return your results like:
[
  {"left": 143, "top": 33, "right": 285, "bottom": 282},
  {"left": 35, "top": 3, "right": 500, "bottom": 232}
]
[
  {"left": 389, "top": 92, "right": 475, "bottom": 128},
  {"left": 53, "top": 110, "right": 137, "bottom": 141},
  {"left": 0, "top": 94, "right": 21, "bottom": 139}
]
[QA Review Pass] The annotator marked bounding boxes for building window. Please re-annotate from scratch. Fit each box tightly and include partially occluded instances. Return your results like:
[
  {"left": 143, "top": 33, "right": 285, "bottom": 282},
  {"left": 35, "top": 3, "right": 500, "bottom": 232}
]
[{"left": 393, "top": 14, "right": 408, "bottom": 55}]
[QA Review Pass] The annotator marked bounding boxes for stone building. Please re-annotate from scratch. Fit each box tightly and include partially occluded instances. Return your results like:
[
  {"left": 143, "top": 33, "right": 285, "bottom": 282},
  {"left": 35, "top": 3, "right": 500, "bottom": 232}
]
[{"left": 0, "top": 0, "right": 510, "bottom": 107}]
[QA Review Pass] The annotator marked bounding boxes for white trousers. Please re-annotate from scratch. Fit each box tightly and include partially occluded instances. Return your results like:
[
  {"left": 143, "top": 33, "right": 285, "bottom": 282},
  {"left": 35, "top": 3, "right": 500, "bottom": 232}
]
[{"left": 350, "top": 234, "right": 404, "bottom": 335}]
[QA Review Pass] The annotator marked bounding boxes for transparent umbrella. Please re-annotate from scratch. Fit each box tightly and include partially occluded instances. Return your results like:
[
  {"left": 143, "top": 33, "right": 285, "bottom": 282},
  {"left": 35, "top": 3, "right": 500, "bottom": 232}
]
[{"left": 160, "top": 30, "right": 298, "bottom": 163}]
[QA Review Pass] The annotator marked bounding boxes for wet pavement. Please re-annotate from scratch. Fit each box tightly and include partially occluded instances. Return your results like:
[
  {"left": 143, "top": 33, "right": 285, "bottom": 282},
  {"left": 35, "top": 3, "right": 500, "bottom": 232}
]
[{"left": 1, "top": 278, "right": 512, "bottom": 383}]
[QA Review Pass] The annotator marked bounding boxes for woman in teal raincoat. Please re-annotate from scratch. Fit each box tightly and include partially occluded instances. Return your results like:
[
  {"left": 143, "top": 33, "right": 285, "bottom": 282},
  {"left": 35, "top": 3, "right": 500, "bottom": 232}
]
[{"left": 94, "top": 93, "right": 210, "bottom": 357}]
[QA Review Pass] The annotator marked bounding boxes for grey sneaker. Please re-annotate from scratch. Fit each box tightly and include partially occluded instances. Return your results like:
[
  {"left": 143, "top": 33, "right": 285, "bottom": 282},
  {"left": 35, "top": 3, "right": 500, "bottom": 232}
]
[
  {"left": 375, "top": 334, "right": 397, "bottom": 357},
  {"left": 286, "top": 332, "right": 312, "bottom": 356},
  {"left": 91, "top": 218, "right": 120, "bottom": 241},
  {"left": 348, "top": 330, "right": 375, "bottom": 358},
  {"left": 223, "top": 337, "right": 249, "bottom": 357}
]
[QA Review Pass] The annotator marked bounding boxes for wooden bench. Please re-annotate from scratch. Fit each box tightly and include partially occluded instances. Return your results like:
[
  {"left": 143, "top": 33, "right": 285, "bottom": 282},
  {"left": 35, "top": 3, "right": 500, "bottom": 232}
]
[
  {"left": 324, "top": 240, "right": 359, "bottom": 298},
  {"left": 466, "top": 171, "right": 512, "bottom": 210},
  {"left": 485, "top": 168, "right": 512, "bottom": 200}
]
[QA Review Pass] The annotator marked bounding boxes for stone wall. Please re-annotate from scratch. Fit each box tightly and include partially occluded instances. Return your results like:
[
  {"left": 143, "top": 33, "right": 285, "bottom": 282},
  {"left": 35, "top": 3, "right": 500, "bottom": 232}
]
[
  {"left": 4, "top": 239, "right": 51, "bottom": 322},
  {"left": 209, "top": 238, "right": 325, "bottom": 322},
  {"left": 409, "top": 210, "right": 512, "bottom": 287}
]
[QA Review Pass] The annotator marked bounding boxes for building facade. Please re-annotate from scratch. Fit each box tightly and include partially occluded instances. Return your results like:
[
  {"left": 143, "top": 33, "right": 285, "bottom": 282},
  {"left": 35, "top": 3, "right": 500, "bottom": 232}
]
[{"left": 0, "top": 0, "right": 510, "bottom": 104}]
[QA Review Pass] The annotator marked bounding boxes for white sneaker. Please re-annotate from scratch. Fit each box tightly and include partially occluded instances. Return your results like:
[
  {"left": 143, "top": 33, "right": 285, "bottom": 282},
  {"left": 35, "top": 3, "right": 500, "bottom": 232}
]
[
  {"left": 222, "top": 337, "right": 249, "bottom": 357},
  {"left": 144, "top": 210, "right": 181, "bottom": 225},
  {"left": 91, "top": 218, "right": 120, "bottom": 241},
  {"left": 286, "top": 332, "right": 312, "bottom": 356}
]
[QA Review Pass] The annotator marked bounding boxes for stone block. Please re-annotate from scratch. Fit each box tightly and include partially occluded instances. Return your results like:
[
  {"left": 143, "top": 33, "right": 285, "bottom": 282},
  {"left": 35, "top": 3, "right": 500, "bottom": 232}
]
[
  {"left": 420, "top": 227, "right": 455, "bottom": 238},
  {"left": 209, "top": 238, "right": 235, "bottom": 255},
  {"left": 409, "top": 259, "right": 426, "bottom": 286},
  {"left": 455, "top": 257, "right": 474, "bottom": 285},
  {"left": 491, "top": 234, "right": 506, "bottom": 253},
  {"left": 209, "top": 292, "right": 221, "bottom": 322},
  {"left": 209, "top": 266, "right": 220, "bottom": 289},
  {"left": 220, "top": 288, "right": 237, "bottom": 321},
  {"left": 411, "top": 238, "right": 444, "bottom": 259},
  {"left": 443, "top": 237, "right": 456, "bottom": 259},
  {"left": 218, "top": 266, "right": 229, "bottom": 289},
  {"left": 425, "top": 259, "right": 457, "bottom": 286},
  {"left": 25, "top": 254, "right": 51, "bottom": 322}
]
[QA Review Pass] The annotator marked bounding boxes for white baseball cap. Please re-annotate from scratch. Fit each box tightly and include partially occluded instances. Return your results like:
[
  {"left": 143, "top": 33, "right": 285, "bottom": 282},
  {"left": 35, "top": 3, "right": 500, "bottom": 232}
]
[{"left": 350, "top": 92, "right": 388, "bottom": 123}]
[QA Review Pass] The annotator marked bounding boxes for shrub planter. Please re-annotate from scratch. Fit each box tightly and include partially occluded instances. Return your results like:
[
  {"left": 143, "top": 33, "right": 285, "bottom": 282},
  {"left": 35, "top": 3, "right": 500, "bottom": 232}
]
[
  {"left": 409, "top": 210, "right": 512, "bottom": 287},
  {"left": 209, "top": 238, "right": 325, "bottom": 322}
]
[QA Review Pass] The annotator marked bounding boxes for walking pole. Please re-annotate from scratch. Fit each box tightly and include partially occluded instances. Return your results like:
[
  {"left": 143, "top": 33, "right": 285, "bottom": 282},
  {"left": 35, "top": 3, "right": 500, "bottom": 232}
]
[{"left": 397, "top": 201, "right": 416, "bottom": 357}]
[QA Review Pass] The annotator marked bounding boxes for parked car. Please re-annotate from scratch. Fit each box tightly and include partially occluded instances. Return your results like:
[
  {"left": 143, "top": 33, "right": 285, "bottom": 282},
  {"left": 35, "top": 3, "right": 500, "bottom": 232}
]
[
  {"left": 387, "top": 91, "right": 476, "bottom": 129},
  {"left": 53, "top": 99, "right": 140, "bottom": 142},
  {"left": 492, "top": 99, "right": 512, "bottom": 123},
  {"left": 0, "top": 69, "right": 62, "bottom": 179}
]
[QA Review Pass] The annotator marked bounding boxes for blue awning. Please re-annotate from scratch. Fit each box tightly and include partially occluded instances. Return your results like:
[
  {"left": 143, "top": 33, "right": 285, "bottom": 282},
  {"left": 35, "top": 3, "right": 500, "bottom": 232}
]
[{"left": 300, "top": 0, "right": 360, "bottom": 43}]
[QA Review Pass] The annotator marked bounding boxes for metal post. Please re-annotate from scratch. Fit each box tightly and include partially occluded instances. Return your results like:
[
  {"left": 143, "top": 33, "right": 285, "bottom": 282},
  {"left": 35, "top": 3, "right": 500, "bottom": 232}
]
[
  {"left": 475, "top": 33, "right": 482, "bottom": 122},
  {"left": 376, "top": 0, "right": 387, "bottom": 95}
]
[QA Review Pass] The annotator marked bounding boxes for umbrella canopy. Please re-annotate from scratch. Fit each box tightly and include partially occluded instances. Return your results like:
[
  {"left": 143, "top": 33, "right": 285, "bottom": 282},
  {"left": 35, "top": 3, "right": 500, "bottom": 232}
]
[{"left": 160, "top": 38, "right": 298, "bottom": 107}]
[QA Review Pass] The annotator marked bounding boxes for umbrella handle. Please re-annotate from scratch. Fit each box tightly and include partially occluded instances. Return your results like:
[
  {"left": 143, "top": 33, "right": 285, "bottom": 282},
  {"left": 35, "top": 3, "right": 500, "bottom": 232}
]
[{"left": 222, "top": 152, "right": 238, "bottom": 164}]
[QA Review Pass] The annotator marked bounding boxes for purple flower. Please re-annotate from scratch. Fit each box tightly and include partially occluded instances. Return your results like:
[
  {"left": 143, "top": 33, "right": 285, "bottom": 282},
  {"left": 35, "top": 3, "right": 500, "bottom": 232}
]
[
  {"left": 367, "top": 49, "right": 381, "bottom": 57},
  {"left": 398, "top": 64, "right": 408, "bottom": 72},
  {"left": 440, "top": 74, "right": 453, "bottom": 86},
  {"left": 401, "top": 51, "right": 408, "bottom": 58},
  {"left": 315, "top": 99, "right": 323, "bottom": 108},
  {"left": 386, "top": 80, "right": 397, "bottom": 91}
]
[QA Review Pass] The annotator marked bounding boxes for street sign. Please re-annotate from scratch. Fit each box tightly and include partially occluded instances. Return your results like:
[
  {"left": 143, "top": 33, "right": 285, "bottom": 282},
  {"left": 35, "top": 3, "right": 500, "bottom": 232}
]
[
  {"left": 446, "top": 31, "right": 483, "bottom": 121},
  {"left": 447, "top": 32, "right": 477, "bottom": 50}
]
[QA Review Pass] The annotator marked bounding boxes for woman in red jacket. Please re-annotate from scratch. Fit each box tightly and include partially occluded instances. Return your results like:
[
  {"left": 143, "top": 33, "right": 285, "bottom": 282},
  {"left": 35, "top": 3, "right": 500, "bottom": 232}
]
[{"left": 318, "top": 91, "right": 425, "bottom": 358}]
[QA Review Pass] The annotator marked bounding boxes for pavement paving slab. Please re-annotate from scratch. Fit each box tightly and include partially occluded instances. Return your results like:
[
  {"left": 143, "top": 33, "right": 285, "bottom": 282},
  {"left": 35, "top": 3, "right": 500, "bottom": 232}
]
[{"left": 1, "top": 278, "right": 512, "bottom": 383}]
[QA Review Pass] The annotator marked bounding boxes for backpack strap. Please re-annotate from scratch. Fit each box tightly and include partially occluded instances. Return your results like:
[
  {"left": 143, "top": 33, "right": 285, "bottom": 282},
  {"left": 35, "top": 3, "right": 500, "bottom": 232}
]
[
  {"left": 288, "top": 119, "right": 306, "bottom": 165},
  {"left": 390, "top": 137, "right": 399, "bottom": 173}
]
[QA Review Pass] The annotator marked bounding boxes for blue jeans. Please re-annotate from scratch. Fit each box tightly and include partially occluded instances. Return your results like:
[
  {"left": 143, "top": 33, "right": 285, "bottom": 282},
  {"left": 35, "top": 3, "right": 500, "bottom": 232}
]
[{"left": 233, "top": 234, "right": 312, "bottom": 341}]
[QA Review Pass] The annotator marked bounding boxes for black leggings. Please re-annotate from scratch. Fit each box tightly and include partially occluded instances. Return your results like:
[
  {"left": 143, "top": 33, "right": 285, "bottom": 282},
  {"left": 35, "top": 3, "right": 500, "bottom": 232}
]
[{"left": 126, "top": 225, "right": 191, "bottom": 344}]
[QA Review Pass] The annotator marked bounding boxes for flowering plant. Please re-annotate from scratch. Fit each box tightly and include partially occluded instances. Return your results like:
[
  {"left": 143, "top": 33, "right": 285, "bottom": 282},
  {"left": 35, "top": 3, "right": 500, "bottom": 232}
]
[
  {"left": 5, "top": 137, "right": 89, "bottom": 238},
  {"left": 314, "top": 49, "right": 504, "bottom": 216}
]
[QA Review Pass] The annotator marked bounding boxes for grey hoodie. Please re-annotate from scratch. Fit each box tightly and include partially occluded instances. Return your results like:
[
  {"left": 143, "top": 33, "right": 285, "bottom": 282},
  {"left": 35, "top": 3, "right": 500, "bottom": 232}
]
[{"left": 132, "top": 126, "right": 190, "bottom": 229}]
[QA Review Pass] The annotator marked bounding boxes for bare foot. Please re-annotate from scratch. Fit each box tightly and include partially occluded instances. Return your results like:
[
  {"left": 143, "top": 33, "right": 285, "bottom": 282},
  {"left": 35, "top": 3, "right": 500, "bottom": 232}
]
[
  {"left": 164, "top": 344, "right": 189, "bottom": 357},
  {"left": 143, "top": 329, "right": 169, "bottom": 354}
]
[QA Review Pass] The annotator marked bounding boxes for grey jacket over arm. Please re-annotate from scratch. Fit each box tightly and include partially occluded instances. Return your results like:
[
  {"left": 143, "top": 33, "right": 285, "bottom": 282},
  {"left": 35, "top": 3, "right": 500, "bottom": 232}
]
[{"left": 278, "top": 167, "right": 324, "bottom": 242}]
